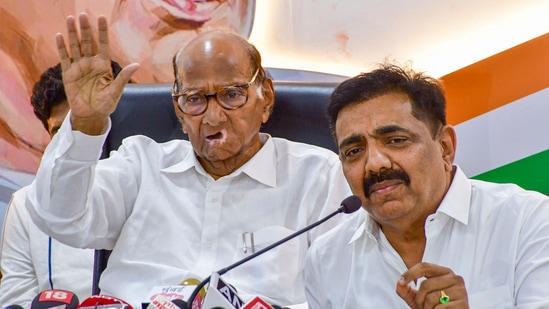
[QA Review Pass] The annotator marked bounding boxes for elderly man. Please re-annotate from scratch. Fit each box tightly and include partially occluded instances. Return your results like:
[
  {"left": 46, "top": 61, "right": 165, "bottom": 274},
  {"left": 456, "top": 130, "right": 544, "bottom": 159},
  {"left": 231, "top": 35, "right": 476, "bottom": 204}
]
[
  {"left": 304, "top": 64, "right": 549, "bottom": 308},
  {"left": 26, "top": 13, "right": 351, "bottom": 308}
]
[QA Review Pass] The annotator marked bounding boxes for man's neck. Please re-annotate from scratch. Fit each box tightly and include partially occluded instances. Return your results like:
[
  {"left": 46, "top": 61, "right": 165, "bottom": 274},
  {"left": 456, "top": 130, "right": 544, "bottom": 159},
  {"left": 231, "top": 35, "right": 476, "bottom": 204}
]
[{"left": 381, "top": 218, "right": 427, "bottom": 269}]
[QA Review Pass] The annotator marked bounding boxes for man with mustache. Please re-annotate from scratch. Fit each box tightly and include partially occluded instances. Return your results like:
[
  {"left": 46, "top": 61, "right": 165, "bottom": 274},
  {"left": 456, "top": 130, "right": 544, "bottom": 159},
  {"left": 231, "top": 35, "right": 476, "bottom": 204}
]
[
  {"left": 304, "top": 63, "right": 549, "bottom": 308},
  {"left": 25, "top": 13, "right": 352, "bottom": 308}
]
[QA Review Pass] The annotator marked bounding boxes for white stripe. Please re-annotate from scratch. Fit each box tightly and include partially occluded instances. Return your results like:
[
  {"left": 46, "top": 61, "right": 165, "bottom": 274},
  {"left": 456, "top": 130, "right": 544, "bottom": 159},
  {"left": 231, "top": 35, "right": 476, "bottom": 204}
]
[{"left": 454, "top": 87, "right": 549, "bottom": 177}]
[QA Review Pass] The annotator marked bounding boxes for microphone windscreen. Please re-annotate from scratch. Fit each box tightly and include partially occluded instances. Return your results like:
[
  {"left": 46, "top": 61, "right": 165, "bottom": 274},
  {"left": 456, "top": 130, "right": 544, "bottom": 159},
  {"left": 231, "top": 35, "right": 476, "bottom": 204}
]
[
  {"left": 4, "top": 305, "right": 24, "bottom": 309},
  {"left": 77, "top": 295, "right": 133, "bottom": 309},
  {"left": 340, "top": 195, "right": 362, "bottom": 214},
  {"left": 31, "top": 290, "right": 79, "bottom": 309}
]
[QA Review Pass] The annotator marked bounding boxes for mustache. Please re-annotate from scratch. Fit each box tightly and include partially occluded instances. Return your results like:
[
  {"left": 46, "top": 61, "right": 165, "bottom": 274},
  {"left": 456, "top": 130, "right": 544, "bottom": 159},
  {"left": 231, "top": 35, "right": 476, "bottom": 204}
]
[{"left": 363, "top": 169, "right": 410, "bottom": 198}]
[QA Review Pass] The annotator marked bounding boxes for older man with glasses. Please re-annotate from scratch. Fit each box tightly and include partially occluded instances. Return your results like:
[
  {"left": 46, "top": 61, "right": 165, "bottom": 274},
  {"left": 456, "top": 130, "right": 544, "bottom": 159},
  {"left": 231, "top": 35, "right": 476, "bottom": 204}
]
[{"left": 25, "top": 13, "right": 353, "bottom": 309}]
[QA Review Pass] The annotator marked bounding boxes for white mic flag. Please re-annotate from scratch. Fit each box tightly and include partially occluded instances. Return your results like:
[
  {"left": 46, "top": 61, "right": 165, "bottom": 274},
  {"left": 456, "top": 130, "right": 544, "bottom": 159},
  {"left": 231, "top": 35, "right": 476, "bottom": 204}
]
[{"left": 201, "top": 272, "right": 245, "bottom": 309}]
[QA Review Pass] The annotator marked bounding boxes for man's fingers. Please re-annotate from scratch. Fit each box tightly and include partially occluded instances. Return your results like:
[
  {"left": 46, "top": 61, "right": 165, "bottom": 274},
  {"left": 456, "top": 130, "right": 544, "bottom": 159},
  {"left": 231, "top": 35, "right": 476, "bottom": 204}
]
[
  {"left": 118, "top": 63, "right": 140, "bottom": 85},
  {"left": 56, "top": 34, "right": 71, "bottom": 71},
  {"left": 97, "top": 15, "right": 110, "bottom": 59},
  {"left": 79, "top": 13, "right": 94, "bottom": 57},
  {"left": 400, "top": 262, "right": 452, "bottom": 284},
  {"left": 110, "top": 63, "right": 140, "bottom": 99},
  {"left": 396, "top": 278, "right": 419, "bottom": 309},
  {"left": 66, "top": 15, "right": 81, "bottom": 60}
]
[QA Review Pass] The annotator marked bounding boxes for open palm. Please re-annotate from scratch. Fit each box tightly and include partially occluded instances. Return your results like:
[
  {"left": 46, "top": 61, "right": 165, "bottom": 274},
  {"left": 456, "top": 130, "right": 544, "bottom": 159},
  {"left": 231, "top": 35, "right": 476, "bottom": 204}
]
[{"left": 56, "top": 13, "right": 138, "bottom": 134}]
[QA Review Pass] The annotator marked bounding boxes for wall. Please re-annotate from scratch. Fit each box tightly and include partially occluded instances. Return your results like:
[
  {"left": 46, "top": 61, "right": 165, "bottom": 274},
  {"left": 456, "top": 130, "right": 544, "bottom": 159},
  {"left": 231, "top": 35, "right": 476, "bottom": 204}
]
[{"left": 0, "top": 0, "right": 548, "bottom": 199}]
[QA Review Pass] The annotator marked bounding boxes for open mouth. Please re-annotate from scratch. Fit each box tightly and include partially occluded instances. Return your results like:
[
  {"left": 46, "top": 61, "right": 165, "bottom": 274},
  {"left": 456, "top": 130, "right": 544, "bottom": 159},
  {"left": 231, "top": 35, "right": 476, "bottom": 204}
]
[
  {"left": 206, "top": 132, "right": 223, "bottom": 140},
  {"left": 205, "top": 129, "right": 227, "bottom": 143}
]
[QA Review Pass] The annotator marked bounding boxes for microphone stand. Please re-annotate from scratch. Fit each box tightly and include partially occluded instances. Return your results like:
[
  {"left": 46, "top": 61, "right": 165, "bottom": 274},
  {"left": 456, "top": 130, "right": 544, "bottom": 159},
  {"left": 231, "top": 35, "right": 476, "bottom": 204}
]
[{"left": 186, "top": 205, "right": 346, "bottom": 308}]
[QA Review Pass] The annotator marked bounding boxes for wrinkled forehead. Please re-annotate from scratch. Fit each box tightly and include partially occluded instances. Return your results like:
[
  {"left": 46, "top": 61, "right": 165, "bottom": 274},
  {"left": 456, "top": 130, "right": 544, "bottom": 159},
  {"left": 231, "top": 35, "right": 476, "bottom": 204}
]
[{"left": 177, "top": 33, "right": 253, "bottom": 86}]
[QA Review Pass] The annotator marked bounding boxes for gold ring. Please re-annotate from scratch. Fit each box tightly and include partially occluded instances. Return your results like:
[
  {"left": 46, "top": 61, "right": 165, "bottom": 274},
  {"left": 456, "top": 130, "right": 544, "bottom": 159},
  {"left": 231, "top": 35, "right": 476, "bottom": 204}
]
[{"left": 439, "top": 290, "right": 450, "bottom": 304}]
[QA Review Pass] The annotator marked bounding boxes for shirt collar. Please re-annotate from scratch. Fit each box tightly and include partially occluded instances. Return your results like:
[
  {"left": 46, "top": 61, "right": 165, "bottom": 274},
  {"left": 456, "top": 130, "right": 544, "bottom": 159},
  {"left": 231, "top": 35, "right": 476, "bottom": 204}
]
[
  {"left": 348, "top": 165, "right": 472, "bottom": 244},
  {"left": 160, "top": 142, "right": 198, "bottom": 174},
  {"left": 160, "top": 133, "right": 277, "bottom": 187},
  {"left": 435, "top": 166, "right": 471, "bottom": 225},
  {"left": 231, "top": 133, "right": 277, "bottom": 187}
]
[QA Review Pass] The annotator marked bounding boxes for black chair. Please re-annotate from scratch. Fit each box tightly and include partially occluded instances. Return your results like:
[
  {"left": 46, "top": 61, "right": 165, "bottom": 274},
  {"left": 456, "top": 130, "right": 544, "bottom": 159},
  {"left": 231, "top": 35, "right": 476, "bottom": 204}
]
[{"left": 93, "top": 80, "right": 340, "bottom": 294}]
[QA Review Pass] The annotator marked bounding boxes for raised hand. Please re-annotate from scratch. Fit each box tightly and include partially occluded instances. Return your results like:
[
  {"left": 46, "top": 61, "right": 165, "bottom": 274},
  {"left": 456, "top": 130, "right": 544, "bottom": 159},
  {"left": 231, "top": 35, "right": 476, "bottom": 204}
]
[
  {"left": 396, "top": 262, "right": 469, "bottom": 308},
  {"left": 56, "top": 13, "right": 139, "bottom": 135}
]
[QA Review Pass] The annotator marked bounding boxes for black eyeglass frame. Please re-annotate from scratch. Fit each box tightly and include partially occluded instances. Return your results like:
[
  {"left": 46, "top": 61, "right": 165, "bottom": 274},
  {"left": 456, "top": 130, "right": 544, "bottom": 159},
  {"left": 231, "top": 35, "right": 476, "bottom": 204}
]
[{"left": 171, "top": 69, "right": 260, "bottom": 116}]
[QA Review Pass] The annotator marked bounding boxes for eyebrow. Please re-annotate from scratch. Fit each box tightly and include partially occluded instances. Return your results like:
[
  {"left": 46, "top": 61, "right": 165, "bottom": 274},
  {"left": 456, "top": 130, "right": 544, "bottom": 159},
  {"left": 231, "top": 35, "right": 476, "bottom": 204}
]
[
  {"left": 374, "top": 124, "right": 411, "bottom": 136},
  {"left": 338, "top": 134, "right": 364, "bottom": 150},
  {"left": 338, "top": 125, "right": 412, "bottom": 149}
]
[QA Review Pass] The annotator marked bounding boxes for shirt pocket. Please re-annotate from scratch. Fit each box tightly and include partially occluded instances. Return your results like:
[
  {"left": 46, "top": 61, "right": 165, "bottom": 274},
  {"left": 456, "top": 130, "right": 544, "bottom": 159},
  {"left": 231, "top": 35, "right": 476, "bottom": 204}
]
[
  {"left": 225, "top": 225, "right": 305, "bottom": 302},
  {"left": 468, "top": 285, "right": 513, "bottom": 309}
]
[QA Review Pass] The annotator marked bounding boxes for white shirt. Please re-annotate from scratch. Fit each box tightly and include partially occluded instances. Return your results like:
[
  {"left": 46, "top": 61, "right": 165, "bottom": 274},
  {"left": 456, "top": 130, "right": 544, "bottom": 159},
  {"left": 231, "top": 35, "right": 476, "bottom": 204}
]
[
  {"left": 305, "top": 167, "right": 549, "bottom": 309},
  {"left": 26, "top": 114, "right": 352, "bottom": 308},
  {"left": 0, "top": 186, "right": 94, "bottom": 308}
]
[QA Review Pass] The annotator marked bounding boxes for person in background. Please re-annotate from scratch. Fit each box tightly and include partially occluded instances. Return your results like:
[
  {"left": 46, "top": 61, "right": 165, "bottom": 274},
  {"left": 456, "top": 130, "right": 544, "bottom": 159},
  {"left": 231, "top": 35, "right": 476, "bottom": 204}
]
[
  {"left": 25, "top": 13, "right": 352, "bottom": 308},
  {"left": 304, "top": 63, "right": 549, "bottom": 308},
  {"left": 0, "top": 61, "right": 123, "bottom": 308}
]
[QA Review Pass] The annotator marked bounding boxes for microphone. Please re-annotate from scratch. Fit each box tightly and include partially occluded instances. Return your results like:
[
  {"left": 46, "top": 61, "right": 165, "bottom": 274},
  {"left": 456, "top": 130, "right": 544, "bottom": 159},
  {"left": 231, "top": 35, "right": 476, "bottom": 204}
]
[
  {"left": 146, "top": 295, "right": 182, "bottom": 309},
  {"left": 170, "top": 299, "right": 188, "bottom": 309},
  {"left": 241, "top": 296, "right": 274, "bottom": 309},
  {"left": 31, "top": 290, "right": 79, "bottom": 309},
  {"left": 200, "top": 273, "right": 244, "bottom": 309},
  {"left": 3, "top": 305, "right": 24, "bottom": 309},
  {"left": 187, "top": 195, "right": 362, "bottom": 308},
  {"left": 77, "top": 295, "right": 133, "bottom": 309},
  {"left": 142, "top": 278, "right": 205, "bottom": 309}
]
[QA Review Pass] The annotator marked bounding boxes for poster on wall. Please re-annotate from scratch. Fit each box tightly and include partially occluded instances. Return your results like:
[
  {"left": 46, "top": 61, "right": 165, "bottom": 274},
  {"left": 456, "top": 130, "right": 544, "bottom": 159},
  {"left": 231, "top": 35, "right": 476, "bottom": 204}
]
[{"left": 0, "top": 0, "right": 255, "bottom": 217}]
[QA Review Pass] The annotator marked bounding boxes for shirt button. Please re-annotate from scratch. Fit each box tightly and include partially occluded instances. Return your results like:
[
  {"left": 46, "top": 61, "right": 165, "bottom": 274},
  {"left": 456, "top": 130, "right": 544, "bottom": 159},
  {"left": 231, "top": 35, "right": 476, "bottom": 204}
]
[
  {"left": 204, "top": 241, "right": 212, "bottom": 248},
  {"left": 211, "top": 197, "right": 218, "bottom": 203}
]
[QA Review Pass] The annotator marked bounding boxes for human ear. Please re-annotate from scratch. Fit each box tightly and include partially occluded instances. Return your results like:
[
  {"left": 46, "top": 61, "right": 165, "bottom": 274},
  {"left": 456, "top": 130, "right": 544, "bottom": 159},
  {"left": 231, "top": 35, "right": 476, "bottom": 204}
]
[
  {"left": 173, "top": 100, "right": 188, "bottom": 134},
  {"left": 439, "top": 125, "right": 457, "bottom": 171},
  {"left": 261, "top": 78, "right": 275, "bottom": 123}
]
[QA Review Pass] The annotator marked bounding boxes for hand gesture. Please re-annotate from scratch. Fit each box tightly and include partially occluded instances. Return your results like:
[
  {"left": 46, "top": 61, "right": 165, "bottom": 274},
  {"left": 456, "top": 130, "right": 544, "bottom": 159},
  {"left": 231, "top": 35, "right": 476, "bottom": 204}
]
[
  {"left": 56, "top": 13, "right": 139, "bottom": 135},
  {"left": 396, "top": 262, "right": 469, "bottom": 308}
]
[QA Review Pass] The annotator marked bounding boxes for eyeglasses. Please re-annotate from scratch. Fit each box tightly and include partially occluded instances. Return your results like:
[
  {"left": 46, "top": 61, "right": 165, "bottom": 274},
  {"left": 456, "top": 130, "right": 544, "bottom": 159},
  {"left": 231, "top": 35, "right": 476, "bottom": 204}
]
[{"left": 172, "top": 69, "right": 260, "bottom": 116}]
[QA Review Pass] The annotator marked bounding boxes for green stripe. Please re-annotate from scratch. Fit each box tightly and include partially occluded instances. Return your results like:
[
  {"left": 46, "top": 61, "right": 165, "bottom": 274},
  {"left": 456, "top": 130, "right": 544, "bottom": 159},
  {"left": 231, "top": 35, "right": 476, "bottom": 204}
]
[{"left": 471, "top": 149, "right": 549, "bottom": 194}]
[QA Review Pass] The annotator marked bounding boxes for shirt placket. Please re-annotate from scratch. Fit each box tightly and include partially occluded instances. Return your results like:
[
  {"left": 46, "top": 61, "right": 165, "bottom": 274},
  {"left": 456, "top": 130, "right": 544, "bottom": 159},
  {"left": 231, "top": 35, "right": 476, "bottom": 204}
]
[{"left": 193, "top": 179, "right": 229, "bottom": 275}]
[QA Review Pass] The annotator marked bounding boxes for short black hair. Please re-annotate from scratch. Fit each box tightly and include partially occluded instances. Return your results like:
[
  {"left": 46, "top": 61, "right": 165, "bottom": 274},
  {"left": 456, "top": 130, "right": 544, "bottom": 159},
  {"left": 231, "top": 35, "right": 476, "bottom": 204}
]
[{"left": 327, "top": 63, "right": 447, "bottom": 141}]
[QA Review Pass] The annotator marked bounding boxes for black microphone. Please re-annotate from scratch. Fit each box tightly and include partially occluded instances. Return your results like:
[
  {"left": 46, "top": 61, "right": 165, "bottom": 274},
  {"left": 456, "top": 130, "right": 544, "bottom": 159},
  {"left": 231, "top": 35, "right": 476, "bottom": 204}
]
[
  {"left": 186, "top": 195, "right": 362, "bottom": 308},
  {"left": 170, "top": 299, "right": 188, "bottom": 309},
  {"left": 30, "top": 290, "right": 80, "bottom": 309},
  {"left": 3, "top": 305, "right": 24, "bottom": 309}
]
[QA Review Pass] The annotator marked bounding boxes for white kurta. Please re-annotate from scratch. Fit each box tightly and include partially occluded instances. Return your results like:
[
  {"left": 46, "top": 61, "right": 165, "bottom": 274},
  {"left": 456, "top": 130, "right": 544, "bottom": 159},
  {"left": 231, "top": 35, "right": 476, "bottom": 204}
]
[
  {"left": 26, "top": 113, "right": 353, "bottom": 308},
  {"left": 305, "top": 167, "right": 549, "bottom": 308}
]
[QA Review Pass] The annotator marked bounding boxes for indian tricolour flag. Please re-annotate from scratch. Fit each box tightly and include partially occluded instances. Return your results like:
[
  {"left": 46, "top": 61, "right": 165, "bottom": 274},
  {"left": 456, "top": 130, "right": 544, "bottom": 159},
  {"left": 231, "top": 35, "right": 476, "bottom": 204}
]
[{"left": 440, "top": 32, "right": 549, "bottom": 194}]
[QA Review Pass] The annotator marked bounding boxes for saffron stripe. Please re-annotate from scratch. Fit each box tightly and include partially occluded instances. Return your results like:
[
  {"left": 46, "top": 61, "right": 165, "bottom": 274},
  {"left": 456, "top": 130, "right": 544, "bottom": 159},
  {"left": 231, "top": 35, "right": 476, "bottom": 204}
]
[{"left": 440, "top": 32, "right": 549, "bottom": 125}]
